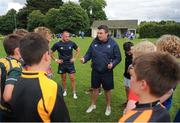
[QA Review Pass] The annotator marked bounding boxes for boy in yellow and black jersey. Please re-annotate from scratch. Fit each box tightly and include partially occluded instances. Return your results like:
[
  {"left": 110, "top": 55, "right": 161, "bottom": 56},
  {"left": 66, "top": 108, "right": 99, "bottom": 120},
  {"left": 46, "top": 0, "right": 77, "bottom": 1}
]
[
  {"left": 0, "top": 34, "right": 23, "bottom": 121},
  {"left": 10, "top": 32, "right": 70, "bottom": 122},
  {"left": 119, "top": 52, "right": 180, "bottom": 122},
  {"left": 0, "top": 56, "right": 22, "bottom": 90}
]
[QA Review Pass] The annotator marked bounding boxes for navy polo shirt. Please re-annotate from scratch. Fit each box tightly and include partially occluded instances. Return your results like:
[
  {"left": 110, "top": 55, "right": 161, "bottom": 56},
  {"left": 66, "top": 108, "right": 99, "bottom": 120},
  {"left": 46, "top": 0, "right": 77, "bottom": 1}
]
[{"left": 51, "top": 41, "right": 78, "bottom": 63}]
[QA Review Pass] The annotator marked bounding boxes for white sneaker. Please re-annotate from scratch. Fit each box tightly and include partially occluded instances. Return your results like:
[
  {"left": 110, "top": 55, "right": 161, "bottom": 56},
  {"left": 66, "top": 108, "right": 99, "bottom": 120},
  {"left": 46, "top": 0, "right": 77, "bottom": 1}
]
[
  {"left": 63, "top": 91, "right": 67, "bottom": 97},
  {"left": 105, "top": 106, "right": 111, "bottom": 116},
  {"left": 73, "top": 93, "right": 78, "bottom": 99},
  {"left": 86, "top": 105, "right": 96, "bottom": 113}
]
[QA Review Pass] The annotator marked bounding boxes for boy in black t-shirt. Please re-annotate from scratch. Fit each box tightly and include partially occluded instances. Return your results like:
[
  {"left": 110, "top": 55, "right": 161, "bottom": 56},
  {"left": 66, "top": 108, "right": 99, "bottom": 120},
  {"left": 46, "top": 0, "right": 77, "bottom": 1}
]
[{"left": 123, "top": 42, "right": 134, "bottom": 103}]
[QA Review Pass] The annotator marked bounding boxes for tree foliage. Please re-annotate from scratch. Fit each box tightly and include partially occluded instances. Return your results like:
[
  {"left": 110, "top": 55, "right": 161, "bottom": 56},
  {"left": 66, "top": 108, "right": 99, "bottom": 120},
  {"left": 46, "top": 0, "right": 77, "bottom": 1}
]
[
  {"left": 27, "top": 10, "right": 45, "bottom": 31},
  {"left": 46, "top": 2, "right": 90, "bottom": 34},
  {"left": 26, "top": 0, "right": 63, "bottom": 14},
  {"left": 79, "top": 0, "right": 107, "bottom": 24},
  {"left": 16, "top": 0, "right": 63, "bottom": 30},
  {"left": 139, "top": 21, "right": 180, "bottom": 38},
  {"left": 0, "top": 9, "right": 17, "bottom": 35},
  {"left": 17, "top": 7, "right": 31, "bottom": 29},
  {"left": 45, "top": 8, "right": 60, "bottom": 33}
]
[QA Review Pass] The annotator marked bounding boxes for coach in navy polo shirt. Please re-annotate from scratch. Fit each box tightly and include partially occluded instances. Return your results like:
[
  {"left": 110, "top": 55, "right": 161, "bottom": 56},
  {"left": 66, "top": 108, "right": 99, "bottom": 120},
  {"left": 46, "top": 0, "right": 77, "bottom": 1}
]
[
  {"left": 81, "top": 25, "right": 121, "bottom": 116},
  {"left": 51, "top": 31, "right": 80, "bottom": 99}
]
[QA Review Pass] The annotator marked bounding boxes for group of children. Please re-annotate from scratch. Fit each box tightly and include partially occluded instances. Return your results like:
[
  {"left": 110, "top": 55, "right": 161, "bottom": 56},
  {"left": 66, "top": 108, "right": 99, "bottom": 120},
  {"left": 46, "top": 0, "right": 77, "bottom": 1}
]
[
  {"left": 121, "top": 35, "right": 180, "bottom": 122},
  {"left": 0, "top": 26, "right": 180, "bottom": 122},
  {"left": 0, "top": 28, "right": 71, "bottom": 121}
]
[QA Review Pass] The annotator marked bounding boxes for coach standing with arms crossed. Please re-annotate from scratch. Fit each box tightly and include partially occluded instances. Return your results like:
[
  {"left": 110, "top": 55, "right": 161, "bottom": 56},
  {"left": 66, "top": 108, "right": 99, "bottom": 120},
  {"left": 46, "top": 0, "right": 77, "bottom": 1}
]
[{"left": 81, "top": 25, "right": 121, "bottom": 116}]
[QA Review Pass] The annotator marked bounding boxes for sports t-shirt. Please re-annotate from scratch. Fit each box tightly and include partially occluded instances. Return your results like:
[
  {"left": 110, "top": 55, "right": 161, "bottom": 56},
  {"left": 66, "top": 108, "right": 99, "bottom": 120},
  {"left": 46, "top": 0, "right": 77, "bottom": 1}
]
[
  {"left": 0, "top": 57, "right": 22, "bottom": 111},
  {"left": 119, "top": 100, "right": 170, "bottom": 122},
  {"left": 51, "top": 41, "right": 78, "bottom": 64},
  {"left": 10, "top": 71, "right": 70, "bottom": 122}
]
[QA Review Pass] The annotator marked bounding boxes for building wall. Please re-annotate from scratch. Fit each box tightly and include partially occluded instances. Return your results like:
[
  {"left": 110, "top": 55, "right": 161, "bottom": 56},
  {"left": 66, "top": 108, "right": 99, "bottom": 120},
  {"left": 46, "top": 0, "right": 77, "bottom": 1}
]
[
  {"left": 91, "top": 28, "right": 97, "bottom": 38},
  {"left": 128, "top": 29, "right": 136, "bottom": 34},
  {"left": 91, "top": 28, "right": 136, "bottom": 38}
]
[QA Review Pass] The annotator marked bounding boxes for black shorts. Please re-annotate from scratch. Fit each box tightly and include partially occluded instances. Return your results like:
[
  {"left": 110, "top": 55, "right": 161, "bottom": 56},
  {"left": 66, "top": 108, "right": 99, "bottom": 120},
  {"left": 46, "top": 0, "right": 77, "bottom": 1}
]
[
  {"left": 91, "top": 70, "right": 114, "bottom": 90},
  {"left": 58, "top": 63, "right": 75, "bottom": 74}
]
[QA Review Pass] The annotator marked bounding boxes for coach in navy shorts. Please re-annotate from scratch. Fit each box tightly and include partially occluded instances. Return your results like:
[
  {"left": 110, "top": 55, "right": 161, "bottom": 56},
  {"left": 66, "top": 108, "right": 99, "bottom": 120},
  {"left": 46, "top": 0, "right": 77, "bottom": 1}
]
[
  {"left": 51, "top": 31, "right": 80, "bottom": 99},
  {"left": 81, "top": 25, "right": 121, "bottom": 116}
]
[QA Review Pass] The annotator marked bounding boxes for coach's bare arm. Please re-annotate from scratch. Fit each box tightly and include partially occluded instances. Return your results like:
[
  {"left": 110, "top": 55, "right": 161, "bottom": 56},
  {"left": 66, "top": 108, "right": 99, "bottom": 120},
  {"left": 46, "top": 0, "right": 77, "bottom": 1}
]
[
  {"left": 71, "top": 47, "right": 80, "bottom": 63},
  {"left": 50, "top": 50, "right": 63, "bottom": 64}
]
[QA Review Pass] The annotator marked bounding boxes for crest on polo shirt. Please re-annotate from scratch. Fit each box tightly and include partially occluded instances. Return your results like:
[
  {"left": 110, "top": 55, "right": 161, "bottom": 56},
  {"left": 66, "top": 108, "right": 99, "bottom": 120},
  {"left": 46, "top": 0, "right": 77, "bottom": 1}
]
[
  {"left": 94, "top": 44, "right": 98, "bottom": 47},
  {"left": 107, "top": 44, "right": 111, "bottom": 48},
  {"left": 59, "top": 70, "right": 63, "bottom": 74},
  {"left": 60, "top": 47, "right": 63, "bottom": 50},
  {"left": 69, "top": 46, "right": 72, "bottom": 49}
]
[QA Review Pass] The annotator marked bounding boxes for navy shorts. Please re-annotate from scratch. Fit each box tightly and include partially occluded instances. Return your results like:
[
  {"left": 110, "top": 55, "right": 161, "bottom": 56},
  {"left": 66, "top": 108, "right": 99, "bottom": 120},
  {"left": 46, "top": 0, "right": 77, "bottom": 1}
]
[
  {"left": 91, "top": 70, "right": 114, "bottom": 90},
  {"left": 58, "top": 63, "right": 75, "bottom": 74}
]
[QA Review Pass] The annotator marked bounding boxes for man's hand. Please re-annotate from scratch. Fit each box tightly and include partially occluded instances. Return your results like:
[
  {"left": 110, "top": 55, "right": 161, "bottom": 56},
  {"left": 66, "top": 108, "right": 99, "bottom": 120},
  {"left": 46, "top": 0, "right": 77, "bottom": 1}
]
[
  {"left": 55, "top": 59, "right": 63, "bottom": 64},
  {"left": 80, "top": 57, "right": 85, "bottom": 64},
  {"left": 107, "top": 62, "right": 113, "bottom": 70},
  {"left": 70, "top": 58, "right": 75, "bottom": 63}
]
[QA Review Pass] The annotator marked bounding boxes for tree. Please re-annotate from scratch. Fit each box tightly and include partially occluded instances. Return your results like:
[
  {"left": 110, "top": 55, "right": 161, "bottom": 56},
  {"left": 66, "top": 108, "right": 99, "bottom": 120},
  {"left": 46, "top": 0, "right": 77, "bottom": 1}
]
[
  {"left": 45, "top": 8, "right": 60, "bottom": 33},
  {"left": 79, "top": 0, "right": 107, "bottom": 24},
  {"left": 0, "top": 9, "right": 17, "bottom": 35},
  {"left": 17, "top": 7, "right": 32, "bottom": 29},
  {"left": 46, "top": 2, "right": 90, "bottom": 34},
  {"left": 16, "top": 0, "right": 63, "bottom": 29},
  {"left": 27, "top": 10, "right": 45, "bottom": 31},
  {"left": 26, "top": 0, "right": 63, "bottom": 14}
]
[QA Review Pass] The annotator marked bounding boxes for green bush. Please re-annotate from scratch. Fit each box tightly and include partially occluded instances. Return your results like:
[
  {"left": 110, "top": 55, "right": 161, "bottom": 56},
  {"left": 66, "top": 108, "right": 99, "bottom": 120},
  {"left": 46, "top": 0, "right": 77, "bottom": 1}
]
[{"left": 139, "top": 21, "right": 180, "bottom": 38}]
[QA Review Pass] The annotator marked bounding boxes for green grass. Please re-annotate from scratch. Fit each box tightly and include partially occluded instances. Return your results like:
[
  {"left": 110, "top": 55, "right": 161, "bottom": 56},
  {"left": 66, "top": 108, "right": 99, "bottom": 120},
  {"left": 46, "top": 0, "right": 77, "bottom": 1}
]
[{"left": 0, "top": 36, "right": 179, "bottom": 122}]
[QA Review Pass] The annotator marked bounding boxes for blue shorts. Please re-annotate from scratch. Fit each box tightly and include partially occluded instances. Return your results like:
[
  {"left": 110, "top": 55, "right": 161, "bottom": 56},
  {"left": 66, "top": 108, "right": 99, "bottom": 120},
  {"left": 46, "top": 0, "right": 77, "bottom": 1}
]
[
  {"left": 91, "top": 70, "right": 114, "bottom": 90},
  {"left": 58, "top": 63, "right": 75, "bottom": 74}
]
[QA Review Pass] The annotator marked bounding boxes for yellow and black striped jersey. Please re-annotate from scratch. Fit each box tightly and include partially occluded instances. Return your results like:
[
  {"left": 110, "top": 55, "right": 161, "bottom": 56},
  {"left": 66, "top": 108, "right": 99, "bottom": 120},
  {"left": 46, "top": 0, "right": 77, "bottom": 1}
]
[
  {"left": 0, "top": 57, "right": 22, "bottom": 86},
  {"left": 119, "top": 101, "right": 170, "bottom": 122},
  {"left": 0, "top": 57, "right": 22, "bottom": 108},
  {"left": 10, "top": 71, "right": 70, "bottom": 122}
]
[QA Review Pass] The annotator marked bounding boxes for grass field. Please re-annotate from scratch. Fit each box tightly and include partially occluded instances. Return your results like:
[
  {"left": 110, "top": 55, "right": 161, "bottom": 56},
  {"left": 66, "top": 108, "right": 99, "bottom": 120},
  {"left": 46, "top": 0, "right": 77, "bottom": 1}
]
[{"left": 0, "top": 36, "right": 179, "bottom": 122}]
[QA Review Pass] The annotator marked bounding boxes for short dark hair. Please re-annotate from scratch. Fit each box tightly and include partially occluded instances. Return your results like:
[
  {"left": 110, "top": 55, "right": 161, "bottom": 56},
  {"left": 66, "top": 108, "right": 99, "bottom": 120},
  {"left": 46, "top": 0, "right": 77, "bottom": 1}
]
[
  {"left": 132, "top": 52, "right": 180, "bottom": 97},
  {"left": 62, "top": 30, "right": 70, "bottom": 35},
  {"left": 97, "top": 25, "right": 109, "bottom": 33},
  {"left": 3, "top": 34, "right": 22, "bottom": 56},
  {"left": 123, "top": 42, "right": 134, "bottom": 52},
  {"left": 20, "top": 33, "right": 49, "bottom": 66}
]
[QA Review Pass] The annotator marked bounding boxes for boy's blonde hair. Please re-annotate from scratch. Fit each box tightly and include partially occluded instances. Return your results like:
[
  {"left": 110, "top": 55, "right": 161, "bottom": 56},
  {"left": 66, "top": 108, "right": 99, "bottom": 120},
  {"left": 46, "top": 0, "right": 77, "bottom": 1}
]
[
  {"left": 156, "top": 34, "right": 180, "bottom": 58},
  {"left": 34, "top": 27, "right": 51, "bottom": 42},
  {"left": 132, "top": 41, "right": 156, "bottom": 59},
  {"left": 13, "top": 29, "right": 29, "bottom": 37}
]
